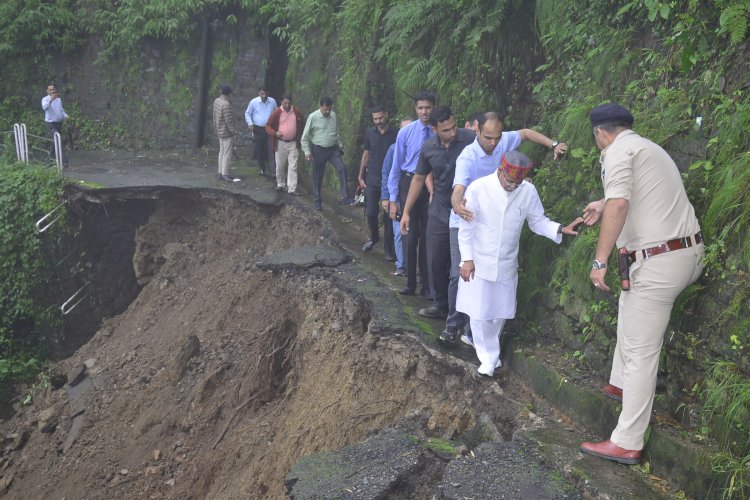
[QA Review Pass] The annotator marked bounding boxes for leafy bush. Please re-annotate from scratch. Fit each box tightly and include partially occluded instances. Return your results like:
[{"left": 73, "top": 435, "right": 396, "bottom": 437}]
[{"left": 0, "top": 161, "right": 69, "bottom": 393}]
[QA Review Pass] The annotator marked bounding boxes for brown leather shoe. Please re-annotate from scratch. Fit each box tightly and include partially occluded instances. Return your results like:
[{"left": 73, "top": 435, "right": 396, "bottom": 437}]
[
  {"left": 602, "top": 384, "right": 623, "bottom": 402},
  {"left": 580, "top": 439, "right": 641, "bottom": 465}
]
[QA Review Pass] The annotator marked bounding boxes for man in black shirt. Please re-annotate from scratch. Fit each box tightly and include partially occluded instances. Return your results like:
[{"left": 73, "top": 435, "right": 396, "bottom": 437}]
[
  {"left": 400, "top": 106, "right": 475, "bottom": 322},
  {"left": 358, "top": 105, "right": 399, "bottom": 257}
]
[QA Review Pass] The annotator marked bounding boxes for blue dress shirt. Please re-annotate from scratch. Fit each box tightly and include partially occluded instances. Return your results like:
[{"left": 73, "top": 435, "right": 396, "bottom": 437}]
[
  {"left": 449, "top": 130, "right": 522, "bottom": 228},
  {"left": 387, "top": 120, "right": 435, "bottom": 202},
  {"left": 381, "top": 143, "right": 396, "bottom": 201},
  {"left": 244, "top": 96, "right": 278, "bottom": 127}
]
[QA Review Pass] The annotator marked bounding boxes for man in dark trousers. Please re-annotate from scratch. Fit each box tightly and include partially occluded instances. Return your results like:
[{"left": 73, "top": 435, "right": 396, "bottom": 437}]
[
  {"left": 387, "top": 91, "right": 437, "bottom": 297},
  {"left": 358, "top": 105, "right": 398, "bottom": 257},
  {"left": 400, "top": 106, "right": 474, "bottom": 321},
  {"left": 245, "top": 85, "right": 277, "bottom": 176}
]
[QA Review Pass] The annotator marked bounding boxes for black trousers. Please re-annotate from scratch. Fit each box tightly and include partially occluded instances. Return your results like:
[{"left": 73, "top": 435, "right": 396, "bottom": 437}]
[
  {"left": 311, "top": 145, "right": 349, "bottom": 204},
  {"left": 426, "top": 215, "right": 450, "bottom": 311},
  {"left": 46, "top": 121, "right": 68, "bottom": 166},
  {"left": 253, "top": 125, "right": 274, "bottom": 171},
  {"left": 365, "top": 184, "right": 395, "bottom": 256},
  {"left": 398, "top": 173, "right": 429, "bottom": 292}
]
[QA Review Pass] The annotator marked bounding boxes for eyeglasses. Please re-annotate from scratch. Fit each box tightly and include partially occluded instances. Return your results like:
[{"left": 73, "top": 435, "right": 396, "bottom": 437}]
[{"left": 500, "top": 170, "right": 522, "bottom": 188}]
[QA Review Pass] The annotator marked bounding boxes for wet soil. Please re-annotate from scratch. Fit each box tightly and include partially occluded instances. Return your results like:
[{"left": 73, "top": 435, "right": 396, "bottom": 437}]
[{"left": 0, "top": 150, "right": 682, "bottom": 499}]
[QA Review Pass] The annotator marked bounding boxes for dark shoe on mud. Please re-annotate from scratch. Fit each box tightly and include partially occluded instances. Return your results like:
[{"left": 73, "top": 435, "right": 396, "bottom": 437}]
[
  {"left": 314, "top": 201, "right": 322, "bottom": 210},
  {"left": 439, "top": 329, "right": 459, "bottom": 345},
  {"left": 399, "top": 286, "right": 415, "bottom": 295},
  {"left": 276, "top": 185, "right": 285, "bottom": 191},
  {"left": 362, "top": 239, "right": 379, "bottom": 252},
  {"left": 340, "top": 197, "right": 354, "bottom": 205}
]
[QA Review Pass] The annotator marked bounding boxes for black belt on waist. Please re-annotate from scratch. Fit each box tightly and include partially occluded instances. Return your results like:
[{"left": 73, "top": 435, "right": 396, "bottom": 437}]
[
  {"left": 280, "top": 138, "right": 296, "bottom": 142},
  {"left": 628, "top": 232, "right": 702, "bottom": 263}
]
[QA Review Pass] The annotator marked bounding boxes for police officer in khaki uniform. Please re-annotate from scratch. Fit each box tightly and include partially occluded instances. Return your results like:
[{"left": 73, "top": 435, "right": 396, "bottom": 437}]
[{"left": 579, "top": 103, "right": 703, "bottom": 464}]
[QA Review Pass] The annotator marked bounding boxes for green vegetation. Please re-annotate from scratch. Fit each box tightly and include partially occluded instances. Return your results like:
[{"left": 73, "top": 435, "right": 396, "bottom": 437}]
[{"left": 0, "top": 161, "right": 70, "bottom": 395}]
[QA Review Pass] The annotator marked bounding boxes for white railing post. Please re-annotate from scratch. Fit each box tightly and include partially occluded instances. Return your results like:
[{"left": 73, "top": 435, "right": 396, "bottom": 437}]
[{"left": 53, "top": 131, "right": 63, "bottom": 174}]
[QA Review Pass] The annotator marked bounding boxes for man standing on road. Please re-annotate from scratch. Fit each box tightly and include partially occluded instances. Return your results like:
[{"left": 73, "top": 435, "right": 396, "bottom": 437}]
[
  {"left": 580, "top": 103, "right": 703, "bottom": 465},
  {"left": 400, "top": 106, "right": 474, "bottom": 323},
  {"left": 358, "top": 105, "right": 398, "bottom": 256},
  {"left": 446, "top": 111, "right": 567, "bottom": 345},
  {"left": 212, "top": 84, "right": 241, "bottom": 183},
  {"left": 245, "top": 86, "right": 277, "bottom": 176},
  {"left": 301, "top": 96, "right": 352, "bottom": 210},
  {"left": 457, "top": 151, "right": 582, "bottom": 377},
  {"left": 265, "top": 94, "right": 305, "bottom": 195},
  {"left": 381, "top": 117, "right": 414, "bottom": 277},
  {"left": 387, "top": 91, "right": 437, "bottom": 297},
  {"left": 41, "top": 83, "right": 69, "bottom": 168}
]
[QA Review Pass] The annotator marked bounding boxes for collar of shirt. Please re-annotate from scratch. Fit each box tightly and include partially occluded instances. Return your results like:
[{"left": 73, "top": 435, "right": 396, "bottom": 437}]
[{"left": 599, "top": 129, "right": 635, "bottom": 163}]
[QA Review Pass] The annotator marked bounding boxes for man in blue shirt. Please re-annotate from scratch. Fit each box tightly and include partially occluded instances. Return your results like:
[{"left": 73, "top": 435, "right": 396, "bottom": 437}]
[
  {"left": 245, "top": 86, "right": 277, "bottom": 176},
  {"left": 443, "top": 111, "right": 568, "bottom": 345},
  {"left": 381, "top": 117, "right": 414, "bottom": 276},
  {"left": 387, "top": 91, "right": 436, "bottom": 296},
  {"left": 400, "top": 106, "right": 474, "bottom": 323}
]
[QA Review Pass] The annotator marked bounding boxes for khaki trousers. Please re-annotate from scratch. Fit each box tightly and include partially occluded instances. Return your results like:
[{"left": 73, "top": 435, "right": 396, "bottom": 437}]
[
  {"left": 218, "top": 136, "right": 233, "bottom": 175},
  {"left": 275, "top": 140, "right": 299, "bottom": 192},
  {"left": 609, "top": 243, "right": 703, "bottom": 450}
]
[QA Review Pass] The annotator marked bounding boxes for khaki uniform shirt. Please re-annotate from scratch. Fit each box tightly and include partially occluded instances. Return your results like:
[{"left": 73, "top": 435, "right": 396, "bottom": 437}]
[{"left": 601, "top": 130, "right": 700, "bottom": 250}]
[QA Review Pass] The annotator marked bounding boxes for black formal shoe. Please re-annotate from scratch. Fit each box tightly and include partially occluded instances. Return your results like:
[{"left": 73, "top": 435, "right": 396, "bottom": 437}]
[
  {"left": 340, "top": 197, "right": 354, "bottom": 205},
  {"left": 384, "top": 252, "right": 396, "bottom": 262},
  {"left": 399, "top": 286, "right": 415, "bottom": 295},
  {"left": 419, "top": 287, "right": 431, "bottom": 299},
  {"left": 362, "top": 239, "right": 379, "bottom": 252},
  {"left": 439, "top": 329, "right": 459, "bottom": 345},
  {"left": 419, "top": 306, "right": 448, "bottom": 319}
]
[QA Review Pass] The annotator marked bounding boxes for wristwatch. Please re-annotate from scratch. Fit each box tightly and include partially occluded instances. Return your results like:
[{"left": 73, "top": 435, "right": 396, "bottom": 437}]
[
  {"left": 551, "top": 140, "right": 559, "bottom": 149},
  {"left": 592, "top": 259, "right": 607, "bottom": 270}
]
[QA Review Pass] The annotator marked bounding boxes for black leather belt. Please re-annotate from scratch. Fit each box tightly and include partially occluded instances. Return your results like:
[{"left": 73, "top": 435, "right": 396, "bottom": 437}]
[{"left": 280, "top": 138, "right": 295, "bottom": 142}]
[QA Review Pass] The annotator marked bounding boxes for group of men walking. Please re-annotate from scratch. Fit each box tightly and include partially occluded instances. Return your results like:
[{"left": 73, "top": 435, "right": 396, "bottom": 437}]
[
  {"left": 213, "top": 84, "right": 704, "bottom": 467},
  {"left": 212, "top": 85, "right": 352, "bottom": 208},
  {"left": 359, "top": 95, "right": 703, "bottom": 468}
]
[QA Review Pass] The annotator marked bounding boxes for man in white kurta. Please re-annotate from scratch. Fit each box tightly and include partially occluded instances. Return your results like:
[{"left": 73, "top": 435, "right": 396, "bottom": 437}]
[{"left": 456, "top": 151, "right": 581, "bottom": 376}]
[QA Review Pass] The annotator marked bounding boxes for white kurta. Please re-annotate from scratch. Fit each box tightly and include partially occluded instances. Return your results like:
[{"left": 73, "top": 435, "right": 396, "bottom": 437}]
[{"left": 456, "top": 171, "right": 562, "bottom": 320}]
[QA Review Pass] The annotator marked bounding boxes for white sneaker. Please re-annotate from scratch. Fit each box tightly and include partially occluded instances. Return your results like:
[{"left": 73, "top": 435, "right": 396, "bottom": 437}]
[
  {"left": 460, "top": 334, "right": 474, "bottom": 347},
  {"left": 477, "top": 365, "right": 494, "bottom": 377}
]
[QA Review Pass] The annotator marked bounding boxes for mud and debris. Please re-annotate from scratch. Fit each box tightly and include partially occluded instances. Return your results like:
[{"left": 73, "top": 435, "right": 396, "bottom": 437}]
[{"left": 0, "top": 153, "right": 692, "bottom": 499}]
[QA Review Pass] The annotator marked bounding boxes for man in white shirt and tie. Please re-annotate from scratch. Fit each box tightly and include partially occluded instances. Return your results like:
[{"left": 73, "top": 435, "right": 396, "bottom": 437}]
[{"left": 456, "top": 151, "right": 582, "bottom": 377}]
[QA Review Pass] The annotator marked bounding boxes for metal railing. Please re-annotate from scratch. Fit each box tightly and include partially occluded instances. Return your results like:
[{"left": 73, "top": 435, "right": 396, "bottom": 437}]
[{"left": 9, "top": 123, "right": 63, "bottom": 173}]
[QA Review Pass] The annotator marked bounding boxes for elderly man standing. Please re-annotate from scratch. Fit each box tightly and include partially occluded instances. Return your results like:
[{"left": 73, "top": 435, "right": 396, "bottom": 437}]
[
  {"left": 457, "top": 151, "right": 582, "bottom": 377},
  {"left": 245, "top": 85, "right": 277, "bottom": 176},
  {"left": 446, "top": 112, "right": 567, "bottom": 345},
  {"left": 212, "top": 84, "right": 241, "bottom": 182},
  {"left": 580, "top": 103, "right": 703, "bottom": 465},
  {"left": 266, "top": 94, "right": 305, "bottom": 195},
  {"left": 301, "top": 96, "right": 352, "bottom": 210}
]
